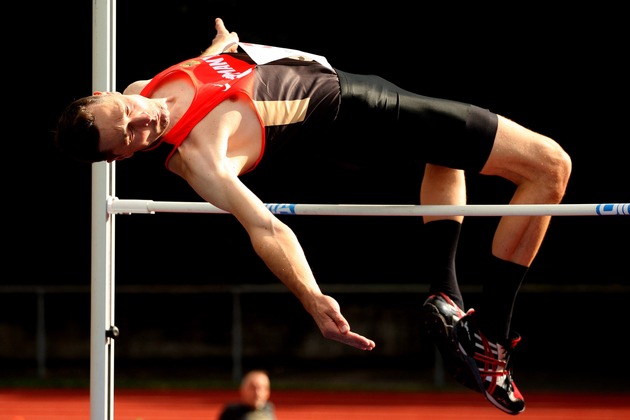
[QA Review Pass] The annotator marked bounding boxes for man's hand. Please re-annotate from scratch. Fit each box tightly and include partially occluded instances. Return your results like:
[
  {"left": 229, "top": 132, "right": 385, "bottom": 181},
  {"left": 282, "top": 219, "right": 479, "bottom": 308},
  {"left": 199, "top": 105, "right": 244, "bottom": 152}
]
[
  {"left": 310, "top": 294, "right": 376, "bottom": 351},
  {"left": 201, "top": 17, "right": 239, "bottom": 56}
]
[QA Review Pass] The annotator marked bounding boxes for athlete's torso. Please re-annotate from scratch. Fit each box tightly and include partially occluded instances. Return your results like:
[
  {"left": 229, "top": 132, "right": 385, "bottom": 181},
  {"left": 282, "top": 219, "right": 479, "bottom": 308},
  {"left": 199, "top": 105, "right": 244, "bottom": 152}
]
[
  {"left": 140, "top": 53, "right": 260, "bottom": 167},
  {"left": 140, "top": 51, "right": 341, "bottom": 170}
]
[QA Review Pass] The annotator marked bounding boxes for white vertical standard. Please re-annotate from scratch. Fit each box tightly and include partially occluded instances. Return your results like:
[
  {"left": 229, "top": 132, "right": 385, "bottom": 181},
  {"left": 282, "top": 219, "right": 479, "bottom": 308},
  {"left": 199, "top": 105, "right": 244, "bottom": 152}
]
[{"left": 91, "top": 1, "right": 117, "bottom": 420}]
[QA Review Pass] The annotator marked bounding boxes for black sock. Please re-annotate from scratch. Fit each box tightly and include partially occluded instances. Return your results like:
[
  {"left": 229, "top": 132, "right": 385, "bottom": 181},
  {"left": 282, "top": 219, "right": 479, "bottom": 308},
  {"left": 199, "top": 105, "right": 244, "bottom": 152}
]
[
  {"left": 422, "top": 220, "right": 464, "bottom": 309},
  {"left": 476, "top": 256, "right": 528, "bottom": 342}
]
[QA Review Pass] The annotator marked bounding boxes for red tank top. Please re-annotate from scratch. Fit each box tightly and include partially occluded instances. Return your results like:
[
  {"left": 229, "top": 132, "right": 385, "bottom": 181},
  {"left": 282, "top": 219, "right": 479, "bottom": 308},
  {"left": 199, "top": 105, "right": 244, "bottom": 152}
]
[{"left": 139, "top": 54, "right": 264, "bottom": 169}]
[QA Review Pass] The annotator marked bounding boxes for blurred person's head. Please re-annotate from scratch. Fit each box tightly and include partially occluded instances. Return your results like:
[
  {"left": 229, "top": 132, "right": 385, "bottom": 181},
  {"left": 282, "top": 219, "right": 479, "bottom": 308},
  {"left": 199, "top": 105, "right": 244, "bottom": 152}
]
[{"left": 240, "top": 370, "right": 271, "bottom": 409}]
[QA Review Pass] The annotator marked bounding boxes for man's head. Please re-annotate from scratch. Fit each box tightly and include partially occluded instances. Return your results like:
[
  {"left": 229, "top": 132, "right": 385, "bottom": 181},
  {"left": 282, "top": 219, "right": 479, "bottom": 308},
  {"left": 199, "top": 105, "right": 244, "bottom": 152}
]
[
  {"left": 54, "top": 95, "right": 111, "bottom": 163},
  {"left": 54, "top": 92, "right": 170, "bottom": 163},
  {"left": 239, "top": 370, "right": 271, "bottom": 409}
]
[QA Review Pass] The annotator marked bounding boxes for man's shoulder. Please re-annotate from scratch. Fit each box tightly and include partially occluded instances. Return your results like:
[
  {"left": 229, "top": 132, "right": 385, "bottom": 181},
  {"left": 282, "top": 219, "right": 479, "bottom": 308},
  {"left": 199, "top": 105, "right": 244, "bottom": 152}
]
[
  {"left": 222, "top": 402, "right": 250, "bottom": 412},
  {"left": 123, "top": 80, "right": 150, "bottom": 95},
  {"left": 219, "top": 402, "right": 251, "bottom": 419}
]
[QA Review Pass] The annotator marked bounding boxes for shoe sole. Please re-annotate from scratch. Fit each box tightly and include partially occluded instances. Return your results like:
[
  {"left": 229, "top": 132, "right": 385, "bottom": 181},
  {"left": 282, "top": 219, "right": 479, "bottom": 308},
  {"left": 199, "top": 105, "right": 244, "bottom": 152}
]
[
  {"left": 421, "top": 303, "right": 450, "bottom": 341},
  {"left": 421, "top": 304, "right": 481, "bottom": 392}
]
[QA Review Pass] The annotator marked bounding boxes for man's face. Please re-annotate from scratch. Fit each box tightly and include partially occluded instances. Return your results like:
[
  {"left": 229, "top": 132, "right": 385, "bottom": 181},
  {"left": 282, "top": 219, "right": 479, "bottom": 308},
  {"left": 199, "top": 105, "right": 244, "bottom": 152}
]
[
  {"left": 240, "top": 373, "right": 270, "bottom": 409},
  {"left": 91, "top": 92, "right": 169, "bottom": 162}
]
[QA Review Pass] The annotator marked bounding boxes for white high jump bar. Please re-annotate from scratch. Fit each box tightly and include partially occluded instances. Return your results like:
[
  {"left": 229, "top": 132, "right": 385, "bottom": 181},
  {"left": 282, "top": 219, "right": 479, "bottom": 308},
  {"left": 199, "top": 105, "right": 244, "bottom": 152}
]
[{"left": 109, "top": 198, "right": 630, "bottom": 217}]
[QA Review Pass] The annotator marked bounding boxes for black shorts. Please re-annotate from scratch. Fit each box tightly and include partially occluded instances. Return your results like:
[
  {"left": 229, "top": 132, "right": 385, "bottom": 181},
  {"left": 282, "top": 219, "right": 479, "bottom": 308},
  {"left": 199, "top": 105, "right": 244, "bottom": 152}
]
[{"left": 332, "top": 69, "right": 498, "bottom": 173}]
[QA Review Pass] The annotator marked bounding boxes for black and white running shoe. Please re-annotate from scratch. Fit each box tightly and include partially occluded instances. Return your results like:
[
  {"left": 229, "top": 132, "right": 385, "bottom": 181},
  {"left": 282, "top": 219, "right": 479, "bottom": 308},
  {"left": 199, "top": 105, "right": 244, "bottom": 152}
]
[
  {"left": 421, "top": 293, "right": 479, "bottom": 391},
  {"left": 453, "top": 312, "right": 525, "bottom": 415}
]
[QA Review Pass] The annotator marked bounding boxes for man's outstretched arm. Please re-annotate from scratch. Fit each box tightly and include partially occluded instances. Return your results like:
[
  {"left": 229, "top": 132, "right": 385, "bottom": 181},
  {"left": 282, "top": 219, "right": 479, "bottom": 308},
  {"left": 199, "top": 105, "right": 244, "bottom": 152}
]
[
  {"left": 124, "top": 18, "right": 237, "bottom": 95},
  {"left": 201, "top": 17, "right": 239, "bottom": 56}
]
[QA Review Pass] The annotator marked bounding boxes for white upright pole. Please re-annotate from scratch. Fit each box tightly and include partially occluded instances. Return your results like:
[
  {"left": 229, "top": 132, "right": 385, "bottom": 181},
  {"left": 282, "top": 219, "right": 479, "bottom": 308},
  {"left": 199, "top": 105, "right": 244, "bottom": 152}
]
[{"left": 91, "top": 1, "right": 117, "bottom": 420}]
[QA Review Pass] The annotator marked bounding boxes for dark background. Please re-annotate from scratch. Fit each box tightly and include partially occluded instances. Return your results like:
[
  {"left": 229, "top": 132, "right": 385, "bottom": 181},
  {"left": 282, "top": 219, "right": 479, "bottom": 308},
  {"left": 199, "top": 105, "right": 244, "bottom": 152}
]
[{"left": 3, "top": 1, "right": 628, "bottom": 389}]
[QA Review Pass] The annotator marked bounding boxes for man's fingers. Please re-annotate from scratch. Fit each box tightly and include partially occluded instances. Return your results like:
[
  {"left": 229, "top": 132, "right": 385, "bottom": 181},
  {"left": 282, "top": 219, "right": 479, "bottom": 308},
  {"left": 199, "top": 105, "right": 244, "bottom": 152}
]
[
  {"left": 339, "top": 331, "right": 376, "bottom": 351},
  {"left": 328, "top": 314, "right": 375, "bottom": 350}
]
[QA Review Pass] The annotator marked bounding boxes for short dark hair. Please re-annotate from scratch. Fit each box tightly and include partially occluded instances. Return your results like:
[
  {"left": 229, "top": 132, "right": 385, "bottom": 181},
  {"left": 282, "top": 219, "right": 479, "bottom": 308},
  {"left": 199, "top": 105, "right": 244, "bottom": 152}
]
[{"left": 54, "top": 95, "right": 113, "bottom": 163}]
